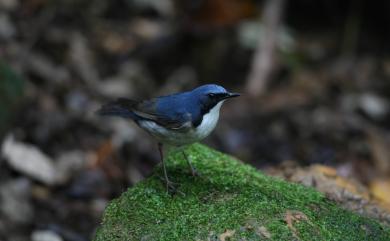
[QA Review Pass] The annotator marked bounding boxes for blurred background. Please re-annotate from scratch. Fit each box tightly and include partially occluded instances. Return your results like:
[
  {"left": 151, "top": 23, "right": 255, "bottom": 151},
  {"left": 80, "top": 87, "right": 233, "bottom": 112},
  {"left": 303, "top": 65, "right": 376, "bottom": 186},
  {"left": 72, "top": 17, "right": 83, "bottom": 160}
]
[{"left": 1, "top": 0, "right": 390, "bottom": 240}]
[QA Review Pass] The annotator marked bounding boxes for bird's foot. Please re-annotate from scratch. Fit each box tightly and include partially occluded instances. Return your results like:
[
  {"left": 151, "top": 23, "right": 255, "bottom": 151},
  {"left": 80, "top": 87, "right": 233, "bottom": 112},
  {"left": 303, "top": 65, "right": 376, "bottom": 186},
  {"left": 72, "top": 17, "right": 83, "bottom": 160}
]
[
  {"left": 166, "top": 180, "right": 186, "bottom": 196},
  {"left": 158, "top": 177, "right": 184, "bottom": 195},
  {"left": 166, "top": 180, "right": 184, "bottom": 195}
]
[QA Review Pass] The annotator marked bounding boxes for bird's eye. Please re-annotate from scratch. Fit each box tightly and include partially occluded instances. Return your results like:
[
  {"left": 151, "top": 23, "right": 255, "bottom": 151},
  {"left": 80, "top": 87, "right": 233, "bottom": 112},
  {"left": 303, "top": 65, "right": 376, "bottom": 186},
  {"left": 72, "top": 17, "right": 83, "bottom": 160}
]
[{"left": 208, "top": 93, "right": 215, "bottom": 98}]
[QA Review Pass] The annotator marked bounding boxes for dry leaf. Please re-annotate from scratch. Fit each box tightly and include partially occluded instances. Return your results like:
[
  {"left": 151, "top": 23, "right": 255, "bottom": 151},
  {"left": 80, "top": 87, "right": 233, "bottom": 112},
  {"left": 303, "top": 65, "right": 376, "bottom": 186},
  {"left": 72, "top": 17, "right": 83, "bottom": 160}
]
[
  {"left": 257, "top": 226, "right": 271, "bottom": 239},
  {"left": 291, "top": 164, "right": 370, "bottom": 200},
  {"left": 219, "top": 229, "right": 235, "bottom": 241},
  {"left": 285, "top": 210, "right": 309, "bottom": 239},
  {"left": 312, "top": 165, "right": 337, "bottom": 177},
  {"left": 370, "top": 179, "right": 390, "bottom": 204},
  {"left": 367, "top": 129, "right": 390, "bottom": 175},
  {"left": 268, "top": 163, "right": 390, "bottom": 225}
]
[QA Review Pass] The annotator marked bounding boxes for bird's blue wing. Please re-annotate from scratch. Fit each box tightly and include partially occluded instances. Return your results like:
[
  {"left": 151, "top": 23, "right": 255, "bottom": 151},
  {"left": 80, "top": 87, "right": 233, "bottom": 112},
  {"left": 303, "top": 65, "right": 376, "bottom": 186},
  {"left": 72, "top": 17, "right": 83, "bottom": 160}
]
[
  {"left": 97, "top": 97, "right": 193, "bottom": 131},
  {"left": 134, "top": 97, "right": 193, "bottom": 131}
]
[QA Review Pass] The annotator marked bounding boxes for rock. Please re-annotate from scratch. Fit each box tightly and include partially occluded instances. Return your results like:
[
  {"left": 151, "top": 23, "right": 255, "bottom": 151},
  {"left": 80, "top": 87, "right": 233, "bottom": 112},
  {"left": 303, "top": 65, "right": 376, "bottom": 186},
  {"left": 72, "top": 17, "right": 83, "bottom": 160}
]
[
  {"left": 66, "top": 169, "right": 109, "bottom": 199},
  {"left": 0, "top": 13, "right": 16, "bottom": 39},
  {"left": 342, "top": 93, "right": 389, "bottom": 120},
  {"left": 25, "top": 52, "right": 70, "bottom": 84},
  {"left": 0, "top": 0, "right": 19, "bottom": 10},
  {"left": 127, "top": 162, "right": 144, "bottom": 185},
  {"left": 44, "top": 224, "right": 87, "bottom": 241},
  {"left": 94, "top": 144, "right": 390, "bottom": 241},
  {"left": 107, "top": 118, "right": 138, "bottom": 148},
  {"left": 130, "top": 18, "right": 171, "bottom": 41},
  {"left": 31, "top": 230, "right": 63, "bottom": 241},
  {"left": 6, "top": 234, "right": 29, "bottom": 241},
  {"left": 2, "top": 136, "right": 87, "bottom": 185},
  {"left": 2, "top": 136, "right": 58, "bottom": 185},
  {"left": 55, "top": 150, "right": 86, "bottom": 184},
  {"left": 0, "top": 178, "right": 33, "bottom": 224},
  {"left": 98, "top": 61, "right": 156, "bottom": 98},
  {"left": 359, "top": 93, "right": 388, "bottom": 120},
  {"left": 65, "top": 90, "right": 89, "bottom": 114},
  {"left": 90, "top": 198, "right": 109, "bottom": 218},
  {"left": 69, "top": 32, "right": 99, "bottom": 85},
  {"left": 132, "top": 0, "right": 174, "bottom": 17},
  {"left": 159, "top": 66, "right": 196, "bottom": 95},
  {"left": 96, "top": 78, "right": 133, "bottom": 98}
]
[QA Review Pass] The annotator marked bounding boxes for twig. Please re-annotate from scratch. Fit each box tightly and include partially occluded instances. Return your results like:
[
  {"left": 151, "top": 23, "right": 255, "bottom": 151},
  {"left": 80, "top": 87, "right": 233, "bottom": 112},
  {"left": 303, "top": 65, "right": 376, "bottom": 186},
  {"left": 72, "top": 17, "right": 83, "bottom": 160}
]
[{"left": 246, "top": 0, "right": 286, "bottom": 97}]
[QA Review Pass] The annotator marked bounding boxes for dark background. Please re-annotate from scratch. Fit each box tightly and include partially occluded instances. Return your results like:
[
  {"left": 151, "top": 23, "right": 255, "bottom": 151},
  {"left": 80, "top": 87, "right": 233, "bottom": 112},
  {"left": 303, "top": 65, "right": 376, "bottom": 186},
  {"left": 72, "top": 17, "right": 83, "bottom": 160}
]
[{"left": 1, "top": 0, "right": 389, "bottom": 240}]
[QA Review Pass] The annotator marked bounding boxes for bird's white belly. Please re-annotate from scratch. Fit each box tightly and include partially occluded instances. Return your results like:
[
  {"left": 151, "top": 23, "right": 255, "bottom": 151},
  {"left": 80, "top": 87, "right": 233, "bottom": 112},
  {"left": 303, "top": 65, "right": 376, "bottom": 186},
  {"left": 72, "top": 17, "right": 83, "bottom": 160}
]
[{"left": 139, "top": 102, "right": 223, "bottom": 145}]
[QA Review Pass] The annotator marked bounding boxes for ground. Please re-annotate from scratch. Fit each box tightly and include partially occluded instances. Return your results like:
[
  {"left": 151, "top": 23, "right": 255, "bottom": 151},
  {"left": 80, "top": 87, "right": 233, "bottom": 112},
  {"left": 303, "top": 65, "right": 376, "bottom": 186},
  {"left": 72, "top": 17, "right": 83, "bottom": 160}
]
[{"left": 94, "top": 144, "right": 390, "bottom": 241}]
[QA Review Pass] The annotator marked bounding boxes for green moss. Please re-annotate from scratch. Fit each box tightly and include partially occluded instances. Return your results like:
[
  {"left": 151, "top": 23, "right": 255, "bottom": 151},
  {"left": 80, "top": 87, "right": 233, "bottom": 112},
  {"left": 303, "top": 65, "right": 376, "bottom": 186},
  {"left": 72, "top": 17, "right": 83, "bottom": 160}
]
[{"left": 94, "top": 144, "right": 390, "bottom": 241}]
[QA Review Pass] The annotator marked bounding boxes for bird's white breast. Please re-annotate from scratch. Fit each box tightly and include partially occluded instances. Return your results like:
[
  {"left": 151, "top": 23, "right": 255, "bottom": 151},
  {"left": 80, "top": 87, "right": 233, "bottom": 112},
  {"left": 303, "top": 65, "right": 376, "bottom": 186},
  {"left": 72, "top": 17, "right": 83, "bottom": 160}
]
[
  {"left": 138, "top": 101, "right": 224, "bottom": 145},
  {"left": 194, "top": 101, "right": 223, "bottom": 140}
]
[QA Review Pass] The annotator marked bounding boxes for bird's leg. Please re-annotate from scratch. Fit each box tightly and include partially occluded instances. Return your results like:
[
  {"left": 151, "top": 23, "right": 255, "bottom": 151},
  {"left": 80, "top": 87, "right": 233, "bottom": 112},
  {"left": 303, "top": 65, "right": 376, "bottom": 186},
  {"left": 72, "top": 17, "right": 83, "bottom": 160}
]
[
  {"left": 182, "top": 150, "right": 199, "bottom": 176},
  {"left": 158, "top": 143, "right": 177, "bottom": 193}
]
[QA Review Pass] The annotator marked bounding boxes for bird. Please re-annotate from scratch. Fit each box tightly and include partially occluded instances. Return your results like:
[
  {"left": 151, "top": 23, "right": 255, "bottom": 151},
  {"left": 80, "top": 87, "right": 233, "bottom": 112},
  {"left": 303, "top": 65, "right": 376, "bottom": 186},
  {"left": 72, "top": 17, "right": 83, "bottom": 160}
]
[{"left": 97, "top": 84, "right": 240, "bottom": 193}]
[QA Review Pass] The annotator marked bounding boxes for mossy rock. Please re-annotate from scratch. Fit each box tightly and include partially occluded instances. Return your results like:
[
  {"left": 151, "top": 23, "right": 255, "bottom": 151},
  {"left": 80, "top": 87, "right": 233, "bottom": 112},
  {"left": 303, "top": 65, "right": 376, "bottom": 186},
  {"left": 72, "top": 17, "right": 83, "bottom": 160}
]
[{"left": 94, "top": 144, "right": 390, "bottom": 241}]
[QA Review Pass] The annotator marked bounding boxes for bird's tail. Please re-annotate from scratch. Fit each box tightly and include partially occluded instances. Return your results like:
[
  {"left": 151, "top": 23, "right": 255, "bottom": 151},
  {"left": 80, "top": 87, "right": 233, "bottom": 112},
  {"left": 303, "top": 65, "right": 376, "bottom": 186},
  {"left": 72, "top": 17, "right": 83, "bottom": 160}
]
[{"left": 96, "top": 98, "right": 139, "bottom": 118}]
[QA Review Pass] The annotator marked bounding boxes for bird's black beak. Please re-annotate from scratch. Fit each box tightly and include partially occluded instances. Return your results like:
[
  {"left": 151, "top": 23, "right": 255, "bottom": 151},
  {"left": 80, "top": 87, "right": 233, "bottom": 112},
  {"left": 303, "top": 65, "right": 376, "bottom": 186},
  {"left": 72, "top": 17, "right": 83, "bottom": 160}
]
[
  {"left": 227, "top": 92, "right": 240, "bottom": 98},
  {"left": 215, "top": 92, "right": 241, "bottom": 101},
  {"left": 222, "top": 92, "right": 240, "bottom": 100}
]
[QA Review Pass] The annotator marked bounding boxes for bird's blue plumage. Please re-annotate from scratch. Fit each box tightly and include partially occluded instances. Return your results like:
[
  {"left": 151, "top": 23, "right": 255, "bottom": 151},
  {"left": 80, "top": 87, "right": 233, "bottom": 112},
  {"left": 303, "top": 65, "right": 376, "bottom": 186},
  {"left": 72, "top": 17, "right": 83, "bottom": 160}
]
[
  {"left": 153, "top": 92, "right": 200, "bottom": 126},
  {"left": 150, "top": 84, "right": 228, "bottom": 126},
  {"left": 97, "top": 84, "right": 239, "bottom": 144}
]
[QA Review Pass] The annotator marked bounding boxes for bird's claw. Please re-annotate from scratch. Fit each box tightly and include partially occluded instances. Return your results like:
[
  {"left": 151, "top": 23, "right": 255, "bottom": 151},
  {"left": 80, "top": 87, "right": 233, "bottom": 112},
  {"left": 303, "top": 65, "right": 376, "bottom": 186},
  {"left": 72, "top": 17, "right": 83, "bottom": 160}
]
[
  {"left": 158, "top": 176, "right": 184, "bottom": 195},
  {"left": 166, "top": 180, "right": 185, "bottom": 196}
]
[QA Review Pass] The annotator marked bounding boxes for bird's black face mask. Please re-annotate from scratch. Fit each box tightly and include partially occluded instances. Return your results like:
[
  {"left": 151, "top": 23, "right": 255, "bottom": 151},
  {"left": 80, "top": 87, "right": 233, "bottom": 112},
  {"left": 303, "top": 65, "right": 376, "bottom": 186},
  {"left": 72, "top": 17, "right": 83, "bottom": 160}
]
[{"left": 200, "top": 92, "right": 240, "bottom": 114}]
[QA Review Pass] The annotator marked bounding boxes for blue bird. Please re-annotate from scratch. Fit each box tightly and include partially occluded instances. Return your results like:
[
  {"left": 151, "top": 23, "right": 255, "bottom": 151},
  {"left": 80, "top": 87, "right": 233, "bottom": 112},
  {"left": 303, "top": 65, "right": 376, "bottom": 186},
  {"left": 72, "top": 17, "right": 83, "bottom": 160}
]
[{"left": 97, "top": 84, "right": 240, "bottom": 192}]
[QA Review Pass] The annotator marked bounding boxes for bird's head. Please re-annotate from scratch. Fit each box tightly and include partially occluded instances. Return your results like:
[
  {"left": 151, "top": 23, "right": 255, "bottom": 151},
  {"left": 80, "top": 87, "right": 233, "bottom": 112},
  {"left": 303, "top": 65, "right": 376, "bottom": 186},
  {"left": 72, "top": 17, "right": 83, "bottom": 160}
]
[{"left": 192, "top": 84, "right": 240, "bottom": 113}]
